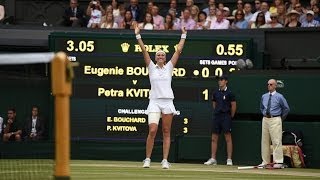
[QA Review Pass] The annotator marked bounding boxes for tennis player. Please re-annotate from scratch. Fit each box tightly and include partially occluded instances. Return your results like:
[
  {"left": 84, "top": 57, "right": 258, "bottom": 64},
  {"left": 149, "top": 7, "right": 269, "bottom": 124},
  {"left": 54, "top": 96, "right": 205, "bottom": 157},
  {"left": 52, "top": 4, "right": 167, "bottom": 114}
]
[{"left": 134, "top": 23, "right": 187, "bottom": 169}]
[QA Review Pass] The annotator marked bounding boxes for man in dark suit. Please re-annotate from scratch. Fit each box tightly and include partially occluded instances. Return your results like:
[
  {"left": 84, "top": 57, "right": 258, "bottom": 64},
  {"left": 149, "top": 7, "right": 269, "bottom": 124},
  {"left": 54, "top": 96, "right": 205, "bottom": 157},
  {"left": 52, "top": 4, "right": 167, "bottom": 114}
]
[
  {"left": 24, "top": 106, "right": 45, "bottom": 141},
  {"left": 62, "top": 0, "right": 86, "bottom": 27},
  {"left": 126, "top": 0, "right": 144, "bottom": 22}
]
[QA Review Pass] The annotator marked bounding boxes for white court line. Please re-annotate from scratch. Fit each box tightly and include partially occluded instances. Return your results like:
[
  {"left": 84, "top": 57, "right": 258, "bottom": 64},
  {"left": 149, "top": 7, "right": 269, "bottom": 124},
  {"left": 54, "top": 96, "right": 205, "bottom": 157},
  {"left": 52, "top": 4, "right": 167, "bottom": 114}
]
[{"left": 71, "top": 163, "right": 320, "bottom": 178}]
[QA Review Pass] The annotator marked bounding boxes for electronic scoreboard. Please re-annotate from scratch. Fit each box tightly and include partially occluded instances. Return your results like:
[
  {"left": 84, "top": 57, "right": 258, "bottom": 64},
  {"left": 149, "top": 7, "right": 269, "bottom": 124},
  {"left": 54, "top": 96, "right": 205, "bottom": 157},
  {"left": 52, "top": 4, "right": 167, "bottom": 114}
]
[{"left": 49, "top": 32, "right": 254, "bottom": 141}]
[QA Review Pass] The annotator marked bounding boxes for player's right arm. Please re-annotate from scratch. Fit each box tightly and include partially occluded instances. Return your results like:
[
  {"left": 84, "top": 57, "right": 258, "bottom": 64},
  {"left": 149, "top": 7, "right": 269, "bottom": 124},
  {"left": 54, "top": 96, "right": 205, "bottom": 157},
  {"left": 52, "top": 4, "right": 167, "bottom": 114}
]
[{"left": 134, "top": 23, "right": 151, "bottom": 66}]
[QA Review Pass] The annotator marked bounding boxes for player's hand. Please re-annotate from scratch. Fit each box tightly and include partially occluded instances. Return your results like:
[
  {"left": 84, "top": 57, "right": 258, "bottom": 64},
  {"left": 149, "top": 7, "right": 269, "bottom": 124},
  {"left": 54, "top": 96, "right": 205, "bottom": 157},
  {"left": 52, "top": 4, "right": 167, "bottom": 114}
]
[
  {"left": 134, "top": 23, "right": 140, "bottom": 35},
  {"left": 181, "top": 26, "right": 187, "bottom": 34}
]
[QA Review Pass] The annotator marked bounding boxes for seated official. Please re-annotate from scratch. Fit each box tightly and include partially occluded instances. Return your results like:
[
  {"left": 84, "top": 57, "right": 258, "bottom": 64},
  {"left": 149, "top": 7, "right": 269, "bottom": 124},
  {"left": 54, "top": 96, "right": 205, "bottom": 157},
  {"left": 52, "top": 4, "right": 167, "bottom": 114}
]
[
  {"left": 3, "top": 108, "right": 22, "bottom": 142},
  {"left": 24, "top": 106, "right": 45, "bottom": 141}
]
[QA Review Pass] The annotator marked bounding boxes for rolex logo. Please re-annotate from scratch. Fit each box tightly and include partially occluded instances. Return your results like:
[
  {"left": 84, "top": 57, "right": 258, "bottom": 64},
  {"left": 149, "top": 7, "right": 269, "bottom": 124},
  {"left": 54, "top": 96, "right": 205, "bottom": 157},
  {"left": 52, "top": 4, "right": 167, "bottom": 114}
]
[{"left": 121, "top": 42, "right": 130, "bottom": 53}]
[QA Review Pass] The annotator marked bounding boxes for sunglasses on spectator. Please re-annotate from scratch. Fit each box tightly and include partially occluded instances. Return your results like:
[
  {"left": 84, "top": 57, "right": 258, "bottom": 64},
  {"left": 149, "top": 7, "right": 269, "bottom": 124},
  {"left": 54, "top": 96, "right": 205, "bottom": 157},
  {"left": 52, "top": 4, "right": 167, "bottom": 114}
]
[
  {"left": 267, "top": 83, "right": 273, "bottom": 86},
  {"left": 255, "top": 2, "right": 260, "bottom": 4}
]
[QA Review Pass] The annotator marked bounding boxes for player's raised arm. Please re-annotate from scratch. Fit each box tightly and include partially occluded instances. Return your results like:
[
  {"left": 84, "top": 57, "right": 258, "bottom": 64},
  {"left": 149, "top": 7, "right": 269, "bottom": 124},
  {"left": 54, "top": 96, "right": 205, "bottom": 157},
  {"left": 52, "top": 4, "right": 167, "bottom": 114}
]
[
  {"left": 134, "top": 23, "right": 151, "bottom": 66},
  {"left": 170, "top": 26, "right": 187, "bottom": 67}
]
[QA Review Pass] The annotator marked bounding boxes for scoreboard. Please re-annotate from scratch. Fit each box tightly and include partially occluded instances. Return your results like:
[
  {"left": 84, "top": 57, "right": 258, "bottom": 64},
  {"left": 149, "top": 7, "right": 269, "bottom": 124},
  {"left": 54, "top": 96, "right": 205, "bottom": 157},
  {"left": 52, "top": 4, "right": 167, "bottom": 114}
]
[{"left": 49, "top": 32, "right": 254, "bottom": 141}]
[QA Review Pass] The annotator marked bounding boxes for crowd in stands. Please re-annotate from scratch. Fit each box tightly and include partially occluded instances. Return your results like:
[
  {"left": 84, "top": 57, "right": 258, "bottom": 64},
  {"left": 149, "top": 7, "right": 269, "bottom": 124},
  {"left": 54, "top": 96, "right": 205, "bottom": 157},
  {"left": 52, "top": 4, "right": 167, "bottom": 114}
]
[
  {"left": 0, "top": 106, "right": 46, "bottom": 142},
  {"left": 62, "top": 0, "right": 320, "bottom": 29}
]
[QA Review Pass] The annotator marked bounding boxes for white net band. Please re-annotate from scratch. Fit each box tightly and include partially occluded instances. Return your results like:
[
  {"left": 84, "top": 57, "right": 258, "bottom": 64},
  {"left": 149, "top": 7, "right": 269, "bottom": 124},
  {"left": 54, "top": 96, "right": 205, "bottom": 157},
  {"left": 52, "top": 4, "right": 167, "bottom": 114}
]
[{"left": 0, "top": 52, "right": 54, "bottom": 65}]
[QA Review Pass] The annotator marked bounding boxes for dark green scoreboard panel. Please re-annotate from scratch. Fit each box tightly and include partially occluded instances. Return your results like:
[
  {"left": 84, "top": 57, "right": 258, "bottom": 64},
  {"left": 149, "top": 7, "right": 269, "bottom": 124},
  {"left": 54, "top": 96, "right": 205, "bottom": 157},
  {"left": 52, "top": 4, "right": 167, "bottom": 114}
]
[{"left": 49, "top": 32, "right": 254, "bottom": 141}]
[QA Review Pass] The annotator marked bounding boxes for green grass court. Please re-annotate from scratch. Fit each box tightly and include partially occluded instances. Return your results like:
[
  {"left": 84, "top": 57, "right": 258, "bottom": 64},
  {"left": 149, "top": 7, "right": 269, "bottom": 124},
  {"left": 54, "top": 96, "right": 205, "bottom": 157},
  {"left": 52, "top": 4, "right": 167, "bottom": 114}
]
[{"left": 1, "top": 160, "right": 320, "bottom": 180}]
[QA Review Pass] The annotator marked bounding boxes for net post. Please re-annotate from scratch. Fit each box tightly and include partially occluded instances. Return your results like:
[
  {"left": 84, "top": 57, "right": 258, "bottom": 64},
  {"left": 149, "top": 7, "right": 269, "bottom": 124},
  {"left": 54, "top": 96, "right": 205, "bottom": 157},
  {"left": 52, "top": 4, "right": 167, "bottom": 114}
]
[{"left": 51, "top": 52, "right": 72, "bottom": 180}]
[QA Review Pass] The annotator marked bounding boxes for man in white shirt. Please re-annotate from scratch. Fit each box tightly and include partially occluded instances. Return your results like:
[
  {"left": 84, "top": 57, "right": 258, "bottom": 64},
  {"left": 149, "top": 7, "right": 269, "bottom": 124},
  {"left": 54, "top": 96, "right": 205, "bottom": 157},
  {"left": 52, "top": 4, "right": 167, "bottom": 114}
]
[{"left": 210, "top": 10, "right": 230, "bottom": 29}]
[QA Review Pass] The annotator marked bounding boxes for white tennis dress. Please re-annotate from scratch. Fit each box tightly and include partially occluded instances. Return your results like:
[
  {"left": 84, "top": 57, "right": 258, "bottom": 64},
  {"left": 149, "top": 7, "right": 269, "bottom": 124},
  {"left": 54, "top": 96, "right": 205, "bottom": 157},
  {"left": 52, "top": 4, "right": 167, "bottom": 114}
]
[{"left": 146, "top": 61, "right": 177, "bottom": 115}]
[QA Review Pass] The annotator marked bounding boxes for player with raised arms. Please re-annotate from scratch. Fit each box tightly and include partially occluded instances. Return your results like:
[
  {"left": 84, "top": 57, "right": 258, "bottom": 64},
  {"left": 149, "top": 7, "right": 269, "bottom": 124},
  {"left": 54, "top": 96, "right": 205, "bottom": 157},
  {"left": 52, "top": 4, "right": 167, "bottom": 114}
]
[{"left": 134, "top": 23, "right": 187, "bottom": 169}]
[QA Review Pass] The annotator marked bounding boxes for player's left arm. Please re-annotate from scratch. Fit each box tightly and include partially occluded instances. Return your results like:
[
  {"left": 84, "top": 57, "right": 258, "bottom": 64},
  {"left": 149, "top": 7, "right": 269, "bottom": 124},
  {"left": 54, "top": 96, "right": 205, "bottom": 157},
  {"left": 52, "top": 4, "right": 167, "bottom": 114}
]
[{"left": 171, "top": 26, "right": 187, "bottom": 67}]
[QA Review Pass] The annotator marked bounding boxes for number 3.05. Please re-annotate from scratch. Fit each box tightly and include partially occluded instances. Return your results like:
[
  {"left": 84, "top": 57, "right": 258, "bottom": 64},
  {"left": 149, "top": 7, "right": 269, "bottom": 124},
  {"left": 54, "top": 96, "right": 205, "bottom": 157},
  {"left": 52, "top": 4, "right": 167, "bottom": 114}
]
[{"left": 66, "top": 40, "right": 95, "bottom": 52}]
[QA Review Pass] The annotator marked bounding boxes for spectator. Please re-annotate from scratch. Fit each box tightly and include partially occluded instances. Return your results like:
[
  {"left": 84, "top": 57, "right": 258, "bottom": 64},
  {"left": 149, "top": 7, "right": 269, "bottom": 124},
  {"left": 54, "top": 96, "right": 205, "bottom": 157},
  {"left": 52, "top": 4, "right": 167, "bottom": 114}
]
[
  {"left": 115, "top": 4, "right": 125, "bottom": 27},
  {"left": 218, "top": 3, "right": 224, "bottom": 11},
  {"left": 24, "top": 106, "right": 45, "bottom": 141},
  {"left": 313, "top": 4, "right": 320, "bottom": 22},
  {"left": 250, "top": 2, "right": 271, "bottom": 24},
  {"left": 287, "top": 0, "right": 299, "bottom": 13},
  {"left": 285, "top": 10, "right": 301, "bottom": 27},
  {"left": 302, "top": 10, "right": 319, "bottom": 27},
  {"left": 101, "top": 4, "right": 113, "bottom": 24},
  {"left": 244, "top": 3, "right": 253, "bottom": 22},
  {"left": 62, "top": 0, "right": 86, "bottom": 27},
  {"left": 168, "top": 8, "right": 181, "bottom": 27},
  {"left": 231, "top": 10, "right": 248, "bottom": 29},
  {"left": 269, "top": 0, "right": 284, "bottom": 14},
  {"left": 203, "top": 0, "right": 216, "bottom": 16},
  {"left": 121, "top": 10, "right": 135, "bottom": 29},
  {"left": 277, "top": 4, "right": 287, "bottom": 25},
  {"left": 166, "top": 0, "right": 180, "bottom": 18},
  {"left": 146, "top": 1, "right": 154, "bottom": 14},
  {"left": 101, "top": 12, "right": 119, "bottom": 29},
  {"left": 294, "top": 3, "right": 306, "bottom": 23},
  {"left": 223, "top": 7, "right": 234, "bottom": 22},
  {"left": 264, "top": 13, "right": 283, "bottom": 28},
  {"left": 310, "top": 0, "right": 318, "bottom": 10},
  {"left": 210, "top": 10, "right": 230, "bottom": 29},
  {"left": 196, "top": 11, "right": 211, "bottom": 30},
  {"left": 126, "top": 0, "right": 144, "bottom": 22},
  {"left": 179, "top": 8, "right": 196, "bottom": 30},
  {"left": 185, "top": 0, "right": 194, "bottom": 11},
  {"left": 254, "top": 0, "right": 262, "bottom": 12},
  {"left": 87, "top": 1, "right": 103, "bottom": 28},
  {"left": 164, "top": 13, "right": 175, "bottom": 30},
  {"left": 152, "top": 5, "right": 164, "bottom": 30},
  {"left": 3, "top": 108, "right": 22, "bottom": 142},
  {"left": 86, "top": 0, "right": 104, "bottom": 17},
  {"left": 206, "top": 5, "right": 217, "bottom": 23},
  {"left": 232, "top": 0, "right": 244, "bottom": 16},
  {"left": 250, "top": 12, "right": 267, "bottom": 28},
  {"left": 112, "top": 0, "right": 120, "bottom": 18},
  {"left": 0, "top": 116, "right": 3, "bottom": 140},
  {"left": 191, "top": 5, "right": 200, "bottom": 22},
  {"left": 0, "top": 1, "right": 4, "bottom": 22},
  {"left": 139, "top": 12, "right": 154, "bottom": 30}
]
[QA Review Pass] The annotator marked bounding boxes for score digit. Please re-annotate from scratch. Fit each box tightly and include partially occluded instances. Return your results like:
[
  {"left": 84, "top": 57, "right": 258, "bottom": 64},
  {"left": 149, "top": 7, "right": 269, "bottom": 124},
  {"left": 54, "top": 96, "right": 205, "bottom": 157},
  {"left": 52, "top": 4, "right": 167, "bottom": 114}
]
[
  {"left": 66, "top": 40, "right": 74, "bottom": 52},
  {"left": 202, "top": 89, "right": 208, "bottom": 101}
]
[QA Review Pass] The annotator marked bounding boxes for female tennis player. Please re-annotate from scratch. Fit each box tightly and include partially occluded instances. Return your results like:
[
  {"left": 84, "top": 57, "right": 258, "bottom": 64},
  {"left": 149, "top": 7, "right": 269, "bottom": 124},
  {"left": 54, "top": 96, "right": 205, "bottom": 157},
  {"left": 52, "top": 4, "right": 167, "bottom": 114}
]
[{"left": 134, "top": 23, "right": 187, "bottom": 169}]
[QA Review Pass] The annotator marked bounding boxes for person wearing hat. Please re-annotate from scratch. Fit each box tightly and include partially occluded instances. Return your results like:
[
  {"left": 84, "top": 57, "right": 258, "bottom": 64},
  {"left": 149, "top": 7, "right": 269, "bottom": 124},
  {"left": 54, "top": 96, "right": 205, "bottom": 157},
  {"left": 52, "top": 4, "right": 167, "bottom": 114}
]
[
  {"left": 264, "top": 13, "right": 283, "bottom": 28},
  {"left": 302, "top": 10, "right": 319, "bottom": 27},
  {"left": 204, "top": 75, "right": 237, "bottom": 166},
  {"left": 285, "top": 10, "right": 301, "bottom": 27}
]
